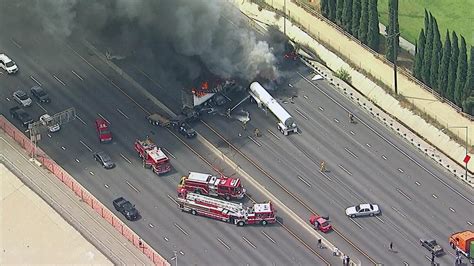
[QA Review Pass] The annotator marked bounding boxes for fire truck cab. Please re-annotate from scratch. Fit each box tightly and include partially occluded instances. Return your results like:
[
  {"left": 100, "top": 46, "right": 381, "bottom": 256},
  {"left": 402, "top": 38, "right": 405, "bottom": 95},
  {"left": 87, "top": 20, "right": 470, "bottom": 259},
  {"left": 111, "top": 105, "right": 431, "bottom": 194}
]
[
  {"left": 134, "top": 137, "right": 171, "bottom": 175},
  {"left": 95, "top": 118, "right": 112, "bottom": 143},
  {"left": 177, "top": 188, "right": 276, "bottom": 226},
  {"left": 178, "top": 172, "right": 245, "bottom": 200}
]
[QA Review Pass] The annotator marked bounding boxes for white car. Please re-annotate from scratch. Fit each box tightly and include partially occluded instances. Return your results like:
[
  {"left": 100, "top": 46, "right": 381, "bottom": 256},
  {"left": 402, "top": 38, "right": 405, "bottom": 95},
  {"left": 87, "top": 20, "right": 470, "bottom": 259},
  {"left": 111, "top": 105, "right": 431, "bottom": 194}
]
[
  {"left": 40, "top": 114, "right": 60, "bottom": 133},
  {"left": 345, "top": 203, "right": 380, "bottom": 218},
  {"left": 13, "top": 90, "right": 32, "bottom": 107},
  {"left": 0, "top": 53, "right": 18, "bottom": 74}
]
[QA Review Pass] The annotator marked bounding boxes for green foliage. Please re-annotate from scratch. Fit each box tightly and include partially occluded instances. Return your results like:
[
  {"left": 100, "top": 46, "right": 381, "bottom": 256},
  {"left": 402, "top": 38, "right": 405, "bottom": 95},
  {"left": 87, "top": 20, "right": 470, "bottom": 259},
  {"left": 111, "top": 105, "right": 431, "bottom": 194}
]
[
  {"left": 462, "top": 96, "right": 474, "bottom": 115},
  {"left": 321, "top": 0, "right": 329, "bottom": 17},
  {"left": 335, "top": 68, "right": 352, "bottom": 83},
  {"left": 422, "top": 12, "right": 433, "bottom": 85},
  {"left": 447, "top": 32, "right": 459, "bottom": 102},
  {"left": 429, "top": 17, "right": 442, "bottom": 91},
  {"left": 358, "top": 0, "right": 369, "bottom": 44},
  {"left": 367, "top": 0, "right": 380, "bottom": 51},
  {"left": 342, "top": 0, "right": 353, "bottom": 33},
  {"left": 437, "top": 30, "right": 451, "bottom": 97},
  {"left": 328, "top": 0, "right": 337, "bottom": 21},
  {"left": 336, "top": 0, "right": 344, "bottom": 25},
  {"left": 454, "top": 36, "right": 468, "bottom": 105},
  {"left": 351, "top": 0, "right": 361, "bottom": 38},
  {"left": 386, "top": 0, "right": 399, "bottom": 62},
  {"left": 413, "top": 29, "right": 425, "bottom": 80},
  {"left": 463, "top": 46, "right": 474, "bottom": 102}
]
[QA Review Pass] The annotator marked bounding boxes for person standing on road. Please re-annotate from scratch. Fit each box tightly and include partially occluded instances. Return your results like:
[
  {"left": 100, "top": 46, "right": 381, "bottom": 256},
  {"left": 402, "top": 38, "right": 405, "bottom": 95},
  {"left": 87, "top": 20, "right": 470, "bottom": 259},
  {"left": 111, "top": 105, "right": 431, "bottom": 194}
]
[
  {"left": 320, "top": 161, "right": 326, "bottom": 172},
  {"left": 349, "top": 112, "right": 355, "bottom": 123},
  {"left": 389, "top": 242, "right": 393, "bottom": 251}
]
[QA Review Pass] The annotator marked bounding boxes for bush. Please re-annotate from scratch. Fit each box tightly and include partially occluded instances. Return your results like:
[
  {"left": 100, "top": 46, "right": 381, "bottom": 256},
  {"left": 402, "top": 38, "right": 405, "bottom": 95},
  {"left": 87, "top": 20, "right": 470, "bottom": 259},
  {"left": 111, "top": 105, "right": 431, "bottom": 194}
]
[{"left": 335, "top": 68, "right": 352, "bottom": 83}]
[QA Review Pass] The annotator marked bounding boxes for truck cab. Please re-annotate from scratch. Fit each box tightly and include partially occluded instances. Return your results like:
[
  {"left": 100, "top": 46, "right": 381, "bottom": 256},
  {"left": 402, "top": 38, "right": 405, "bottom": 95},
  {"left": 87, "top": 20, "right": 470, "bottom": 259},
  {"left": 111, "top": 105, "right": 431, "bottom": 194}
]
[{"left": 95, "top": 118, "right": 112, "bottom": 143}]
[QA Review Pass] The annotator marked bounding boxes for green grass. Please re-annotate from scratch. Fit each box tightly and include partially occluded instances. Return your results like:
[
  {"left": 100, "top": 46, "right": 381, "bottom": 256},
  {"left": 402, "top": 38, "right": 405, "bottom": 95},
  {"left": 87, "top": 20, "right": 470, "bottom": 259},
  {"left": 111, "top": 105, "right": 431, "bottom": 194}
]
[{"left": 378, "top": 0, "right": 474, "bottom": 48}]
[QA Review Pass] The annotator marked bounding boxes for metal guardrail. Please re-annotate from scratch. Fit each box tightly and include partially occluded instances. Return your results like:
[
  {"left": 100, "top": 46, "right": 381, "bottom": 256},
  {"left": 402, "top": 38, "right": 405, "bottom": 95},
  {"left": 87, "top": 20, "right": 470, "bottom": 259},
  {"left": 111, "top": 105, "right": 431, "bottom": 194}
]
[{"left": 291, "top": 0, "right": 473, "bottom": 121}]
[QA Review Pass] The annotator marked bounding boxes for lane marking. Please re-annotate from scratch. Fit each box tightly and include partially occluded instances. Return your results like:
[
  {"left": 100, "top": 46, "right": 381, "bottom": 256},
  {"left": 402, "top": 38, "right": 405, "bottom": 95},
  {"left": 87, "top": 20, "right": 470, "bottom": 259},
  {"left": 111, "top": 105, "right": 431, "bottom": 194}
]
[
  {"left": 61, "top": 146, "right": 66, "bottom": 150},
  {"left": 97, "top": 113, "right": 110, "bottom": 124},
  {"left": 344, "top": 147, "right": 358, "bottom": 159},
  {"left": 415, "top": 181, "right": 421, "bottom": 186},
  {"left": 338, "top": 164, "right": 352, "bottom": 176},
  {"left": 104, "top": 184, "right": 109, "bottom": 189},
  {"left": 432, "top": 194, "right": 438, "bottom": 199},
  {"left": 266, "top": 129, "right": 280, "bottom": 140},
  {"left": 318, "top": 106, "right": 324, "bottom": 111},
  {"left": 89, "top": 171, "right": 94, "bottom": 176},
  {"left": 334, "top": 118, "right": 340, "bottom": 123},
  {"left": 126, "top": 181, "right": 140, "bottom": 193},
  {"left": 117, "top": 108, "right": 130, "bottom": 119},
  {"left": 120, "top": 153, "right": 132, "bottom": 164},
  {"left": 217, "top": 237, "right": 231, "bottom": 250},
  {"left": 391, "top": 206, "right": 408, "bottom": 219},
  {"left": 297, "top": 175, "right": 312, "bottom": 187},
  {"left": 398, "top": 168, "right": 404, "bottom": 173},
  {"left": 375, "top": 216, "right": 385, "bottom": 223},
  {"left": 396, "top": 188, "right": 412, "bottom": 201},
  {"left": 11, "top": 38, "right": 22, "bottom": 48},
  {"left": 242, "top": 236, "right": 257, "bottom": 249},
  {"left": 75, "top": 158, "right": 80, "bottom": 163},
  {"left": 71, "top": 70, "right": 84, "bottom": 81},
  {"left": 79, "top": 140, "right": 92, "bottom": 152},
  {"left": 449, "top": 207, "right": 455, "bottom": 213},
  {"left": 350, "top": 130, "right": 355, "bottom": 135},
  {"left": 294, "top": 109, "right": 308, "bottom": 120},
  {"left": 167, "top": 194, "right": 179, "bottom": 206},
  {"left": 53, "top": 74, "right": 66, "bottom": 86},
  {"left": 381, "top": 155, "right": 387, "bottom": 160},
  {"left": 164, "top": 237, "right": 169, "bottom": 242},
  {"left": 366, "top": 143, "right": 371, "bottom": 148},
  {"left": 149, "top": 223, "right": 155, "bottom": 228},
  {"left": 75, "top": 114, "right": 87, "bottom": 125},
  {"left": 349, "top": 218, "right": 363, "bottom": 229},
  {"left": 248, "top": 136, "right": 262, "bottom": 147},
  {"left": 261, "top": 231, "right": 276, "bottom": 244},
  {"left": 174, "top": 223, "right": 189, "bottom": 236},
  {"left": 36, "top": 102, "right": 47, "bottom": 113},
  {"left": 162, "top": 147, "right": 176, "bottom": 159},
  {"left": 467, "top": 221, "right": 473, "bottom": 226},
  {"left": 30, "top": 76, "right": 42, "bottom": 86}
]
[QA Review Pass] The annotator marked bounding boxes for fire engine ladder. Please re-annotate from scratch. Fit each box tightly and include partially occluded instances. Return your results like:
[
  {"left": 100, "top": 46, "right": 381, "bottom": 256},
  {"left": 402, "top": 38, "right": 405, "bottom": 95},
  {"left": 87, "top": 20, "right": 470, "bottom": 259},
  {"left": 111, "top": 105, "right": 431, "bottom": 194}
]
[{"left": 187, "top": 193, "right": 243, "bottom": 213}]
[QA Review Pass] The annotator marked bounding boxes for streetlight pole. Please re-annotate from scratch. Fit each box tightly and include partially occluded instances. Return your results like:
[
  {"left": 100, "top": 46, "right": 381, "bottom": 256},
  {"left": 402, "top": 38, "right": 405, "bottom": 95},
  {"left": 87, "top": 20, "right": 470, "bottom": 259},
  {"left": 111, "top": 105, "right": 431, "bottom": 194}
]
[
  {"left": 442, "top": 126, "right": 469, "bottom": 181},
  {"left": 387, "top": 10, "right": 400, "bottom": 95},
  {"left": 283, "top": 0, "right": 287, "bottom": 36}
]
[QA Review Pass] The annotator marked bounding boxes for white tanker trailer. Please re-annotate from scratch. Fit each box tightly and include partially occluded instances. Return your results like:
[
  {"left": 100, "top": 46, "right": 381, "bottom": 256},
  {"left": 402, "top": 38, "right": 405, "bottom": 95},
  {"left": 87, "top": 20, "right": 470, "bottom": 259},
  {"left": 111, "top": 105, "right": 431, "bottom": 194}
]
[{"left": 249, "top": 82, "right": 298, "bottom": 135}]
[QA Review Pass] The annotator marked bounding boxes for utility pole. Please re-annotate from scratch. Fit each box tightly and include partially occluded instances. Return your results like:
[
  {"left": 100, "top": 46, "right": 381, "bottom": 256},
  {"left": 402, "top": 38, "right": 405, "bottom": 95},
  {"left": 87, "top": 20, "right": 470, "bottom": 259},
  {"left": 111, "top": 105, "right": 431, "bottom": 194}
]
[
  {"left": 390, "top": 6, "right": 399, "bottom": 95},
  {"left": 283, "top": 0, "right": 287, "bottom": 36}
]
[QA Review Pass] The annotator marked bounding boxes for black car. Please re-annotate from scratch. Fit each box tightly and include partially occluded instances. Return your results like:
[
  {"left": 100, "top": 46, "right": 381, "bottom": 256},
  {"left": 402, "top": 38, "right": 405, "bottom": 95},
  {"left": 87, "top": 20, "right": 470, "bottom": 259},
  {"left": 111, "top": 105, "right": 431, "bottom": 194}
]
[
  {"left": 113, "top": 197, "right": 139, "bottom": 221},
  {"left": 420, "top": 239, "right": 444, "bottom": 256},
  {"left": 30, "top": 86, "right": 50, "bottom": 103},
  {"left": 177, "top": 122, "right": 196, "bottom": 138},
  {"left": 93, "top": 151, "right": 115, "bottom": 169},
  {"left": 9, "top": 106, "right": 33, "bottom": 127}
]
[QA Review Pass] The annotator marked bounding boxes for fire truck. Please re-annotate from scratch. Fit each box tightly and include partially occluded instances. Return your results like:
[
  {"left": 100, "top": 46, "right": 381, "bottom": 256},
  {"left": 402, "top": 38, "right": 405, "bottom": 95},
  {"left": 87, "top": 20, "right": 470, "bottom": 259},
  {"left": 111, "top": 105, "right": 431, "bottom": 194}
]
[
  {"left": 177, "top": 188, "right": 276, "bottom": 226},
  {"left": 178, "top": 172, "right": 246, "bottom": 200},
  {"left": 134, "top": 137, "right": 171, "bottom": 175}
]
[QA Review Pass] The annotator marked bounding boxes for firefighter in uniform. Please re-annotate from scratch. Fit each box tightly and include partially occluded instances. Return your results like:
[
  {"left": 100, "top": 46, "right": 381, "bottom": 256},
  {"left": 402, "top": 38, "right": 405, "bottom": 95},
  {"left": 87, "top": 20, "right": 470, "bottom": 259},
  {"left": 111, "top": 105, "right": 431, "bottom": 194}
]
[{"left": 320, "top": 161, "right": 326, "bottom": 172}]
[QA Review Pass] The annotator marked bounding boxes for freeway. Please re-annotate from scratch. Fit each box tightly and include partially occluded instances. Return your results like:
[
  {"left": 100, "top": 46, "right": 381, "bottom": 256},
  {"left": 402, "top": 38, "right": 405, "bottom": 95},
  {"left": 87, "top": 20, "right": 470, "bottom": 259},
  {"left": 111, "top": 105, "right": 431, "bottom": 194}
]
[{"left": 0, "top": 9, "right": 335, "bottom": 266}]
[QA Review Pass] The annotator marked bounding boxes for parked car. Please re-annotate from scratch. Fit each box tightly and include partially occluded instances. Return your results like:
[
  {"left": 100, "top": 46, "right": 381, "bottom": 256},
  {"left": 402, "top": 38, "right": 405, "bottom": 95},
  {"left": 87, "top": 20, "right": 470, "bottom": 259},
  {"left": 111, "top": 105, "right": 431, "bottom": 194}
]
[
  {"left": 93, "top": 151, "right": 115, "bottom": 169},
  {"left": 113, "top": 197, "right": 139, "bottom": 221},
  {"left": 345, "top": 203, "right": 381, "bottom": 218},
  {"left": 176, "top": 122, "right": 196, "bottom": 138},
  {"left": 420, "top": 239, "right": 444, "bottom": 256},
  {"left": 39, "top": 114, "right": 60, "bottom": 133},
  {"left": 13, "top": 90, "right": 32, "bottom": 107},
  {"left": 309, "top": 214, "right": 332, "bottom": 233},
  {"left": 30, "top": 86, "right": 50, "bottom": 103},
  {"left": 9, "top": 106, "right": 33, "bottom": 127},
  {"left": 0, "top": 53, "right": 18, "bottom": 74}
]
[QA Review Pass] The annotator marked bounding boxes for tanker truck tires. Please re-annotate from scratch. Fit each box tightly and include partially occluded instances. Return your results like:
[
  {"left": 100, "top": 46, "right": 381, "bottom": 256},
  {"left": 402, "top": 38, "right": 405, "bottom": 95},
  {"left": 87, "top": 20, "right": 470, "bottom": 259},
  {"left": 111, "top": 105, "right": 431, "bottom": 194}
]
[
  {"left": 237, "top": 221, "right": 245, "bottom": 226},
  {"left": 191, "top": 209, "right": 197, "bottom": 215},
  {"left": 261, "top": 220, "right": 268, "bottom": 226}
]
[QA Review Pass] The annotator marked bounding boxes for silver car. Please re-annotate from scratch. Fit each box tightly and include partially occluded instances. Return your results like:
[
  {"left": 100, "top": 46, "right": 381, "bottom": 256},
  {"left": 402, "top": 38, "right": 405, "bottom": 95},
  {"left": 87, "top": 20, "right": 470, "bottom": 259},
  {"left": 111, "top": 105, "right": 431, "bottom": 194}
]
[
  {"left": 93, "top": 151, "right": 115, "bottom": 169},
  {"left": 345, "top": 203, "right": 380, "bottom": 218}
]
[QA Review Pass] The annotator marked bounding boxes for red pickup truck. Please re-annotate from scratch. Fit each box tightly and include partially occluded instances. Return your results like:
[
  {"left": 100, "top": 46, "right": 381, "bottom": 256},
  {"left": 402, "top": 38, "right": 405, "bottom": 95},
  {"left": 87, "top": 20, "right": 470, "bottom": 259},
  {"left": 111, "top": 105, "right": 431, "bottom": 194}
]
[{"left": 95, "top": 118, "right": 112, "bottom": 143}]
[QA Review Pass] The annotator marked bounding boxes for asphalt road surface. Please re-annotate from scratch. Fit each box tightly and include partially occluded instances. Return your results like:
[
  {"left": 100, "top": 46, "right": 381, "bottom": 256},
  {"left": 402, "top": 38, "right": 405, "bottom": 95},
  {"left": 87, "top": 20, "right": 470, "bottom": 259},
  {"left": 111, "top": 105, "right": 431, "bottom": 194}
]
[{"left": 0, "top": 13, "right": 336, "bottom": 266}]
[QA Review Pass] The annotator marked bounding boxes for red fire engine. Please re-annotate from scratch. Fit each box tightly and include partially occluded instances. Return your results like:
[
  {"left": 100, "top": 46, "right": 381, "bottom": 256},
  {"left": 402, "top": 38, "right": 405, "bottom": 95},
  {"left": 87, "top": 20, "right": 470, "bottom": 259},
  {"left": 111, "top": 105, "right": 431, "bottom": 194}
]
[
  {"left": 178, "top": 172, "right": 246, "bottom": 200},
  {"left": 177, "top": 188, "right": 276, "bottom": 226},
  {"left": 134, "top": 137, "right": 171, "bottom": 175}
]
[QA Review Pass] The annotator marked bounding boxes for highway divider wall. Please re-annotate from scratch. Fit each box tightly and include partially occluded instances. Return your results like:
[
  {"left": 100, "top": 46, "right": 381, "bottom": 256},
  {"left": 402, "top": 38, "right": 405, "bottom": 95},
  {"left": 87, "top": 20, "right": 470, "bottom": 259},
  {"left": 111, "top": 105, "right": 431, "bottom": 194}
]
[{"left": 0, "top": 115, "right": 170, "bottom": 266}]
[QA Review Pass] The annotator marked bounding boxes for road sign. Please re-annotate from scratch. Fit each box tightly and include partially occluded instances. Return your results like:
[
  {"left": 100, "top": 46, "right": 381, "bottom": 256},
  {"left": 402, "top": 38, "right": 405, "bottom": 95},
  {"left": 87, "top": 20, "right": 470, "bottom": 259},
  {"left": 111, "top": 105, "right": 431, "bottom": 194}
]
[{"left": 463, "top": 154, "right": 471, "bottom": 164}]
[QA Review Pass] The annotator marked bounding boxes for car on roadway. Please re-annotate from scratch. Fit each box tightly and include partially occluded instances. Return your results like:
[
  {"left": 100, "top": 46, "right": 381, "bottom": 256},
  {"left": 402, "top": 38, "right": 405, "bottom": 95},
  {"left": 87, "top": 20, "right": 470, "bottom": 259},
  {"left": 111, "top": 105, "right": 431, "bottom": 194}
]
[
  {"left": 9, "top": 106, "right": 33, "bottom": 128},
  {"left": 176, "top": 122, "right": 196, "bottom": 138},
  {"left": 39, "top": 114, "right": 60, "bottom": 133},
  {"left": 345, "top": 203, "right": 381, "bottom": 218},
  {"left": 93, "top": 151, "right": 115, "bottom": 169},
  {"left": 95, "top": 118, "right": 112, "bottom": 143},
  {"left": 0, "top": 53, "right": 18, "bottom": 74},
  {"left": 420, "top": 239, "right": 444, "bottom": 256},
  {"left": 309, "top": 214, "right": 332, "bottom": 233},
  {"left": 13, "top": 90, "right": 32, "bottom": 107},
  {"left": 30, "top": 86, "right": 50, "bottom": 103},
  {"left": 113, "top": 197, "right": 139, "bottom": 221}
]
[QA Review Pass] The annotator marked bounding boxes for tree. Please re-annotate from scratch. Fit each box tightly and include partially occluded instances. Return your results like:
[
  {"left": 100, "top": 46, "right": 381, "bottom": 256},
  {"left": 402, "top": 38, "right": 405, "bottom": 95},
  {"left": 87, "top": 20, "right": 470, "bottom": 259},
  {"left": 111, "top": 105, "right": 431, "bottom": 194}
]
[
  {"left": 462, "top": 46, "right": 474, "bottom": 110},
  {"left": 328, "top": 0, "right": 337, "bottom": 21},
  {"left": 429, "top": 17, "right": 442, "bottom": 91},
  {"left": 422, "top": 12, "right": 433, "bottom": 85},
  {"left": 462, "top": 96, "right": 474, "bottom": 115},
  {"left": 336, "top": 0, "right": 344, "bottom": 25},
  {"left": 424, "top": 9, "right": 430, "bottom": 34},
  {"left": 437, "top": 30, "right": 451, "bottom": 97},
  {"left": 351, "top": 0, "right": 361, "bottom": 38},
  {"left": 342, "top": 0, "right": 353, "bottom": 33},
  {"left": 367, "top": 0, "right": 380, "bottom": 51},
  {"left": 454, "top": 36, "right": 468, "bottom": 106},
  {"left": 446, "top": 32, "right": 459, "bottom": 102},
  {"left": 386, "top": 0, "right": 399, "bottom": 62},
  {"left": 358, "top": 0, "right": 369, "bottom": 44},
  {"left": 413, "top": 29, "right": 425, "bottom": 80},
  {"left": 321, "top": 0, "right": 329, "bottom": 17}
]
